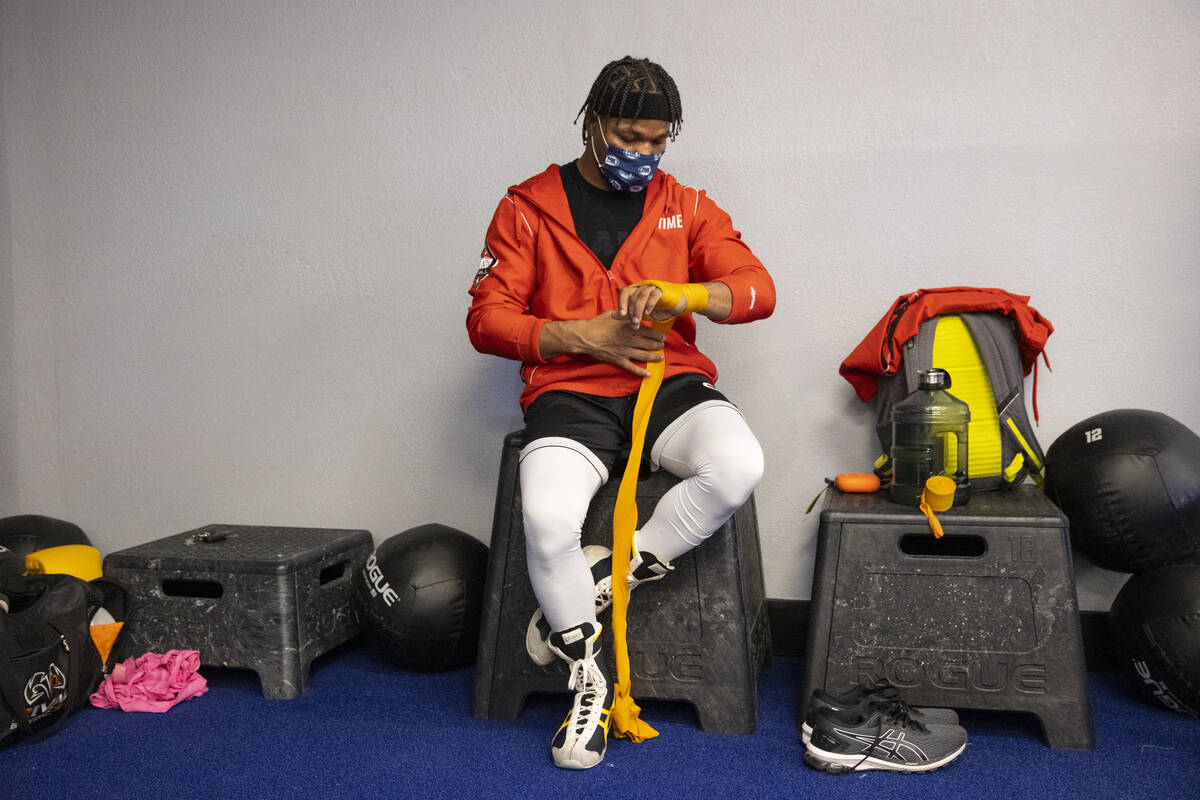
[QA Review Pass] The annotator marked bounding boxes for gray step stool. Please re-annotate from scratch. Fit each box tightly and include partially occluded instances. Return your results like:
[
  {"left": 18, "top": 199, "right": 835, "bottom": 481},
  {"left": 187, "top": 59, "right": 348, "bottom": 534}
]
[
  {"left": 104, "top": 524, "right": 372, "bottom": 699},
  {"left": 472, "top": 431, "right": 770, "bottom": 734},
  {"left": 803, "top": 486, "right": 1094, "bottom": 749}
]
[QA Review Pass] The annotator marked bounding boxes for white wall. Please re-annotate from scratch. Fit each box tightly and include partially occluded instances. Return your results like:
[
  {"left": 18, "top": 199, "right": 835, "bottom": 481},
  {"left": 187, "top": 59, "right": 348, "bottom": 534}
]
[
  {"left": 2, "top": 0, "right": 1198, "bottom": 610},
  {"left": 0, "top": 20, "right": 13, "bottom": 516}
]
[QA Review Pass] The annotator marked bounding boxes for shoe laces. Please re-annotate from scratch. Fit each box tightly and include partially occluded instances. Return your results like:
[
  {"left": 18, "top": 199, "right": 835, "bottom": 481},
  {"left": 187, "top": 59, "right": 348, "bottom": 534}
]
[
  {"left": 567, "top": 655, "right": 606, "bottom": 695},
  {"left": 592, "top": 564, "right": 657, "bottom": 613},
  {"left": 866, "top": 682, "right": 928, "bottom": 730},
  {"left": 868, "top": 693, "right": 928, "bottom": 733},
  {"left": 594, "top": 576, "right": 614, "bottom": 609},
  {"left": 565, "top": 657, "right": 607, "bottom": 734}
]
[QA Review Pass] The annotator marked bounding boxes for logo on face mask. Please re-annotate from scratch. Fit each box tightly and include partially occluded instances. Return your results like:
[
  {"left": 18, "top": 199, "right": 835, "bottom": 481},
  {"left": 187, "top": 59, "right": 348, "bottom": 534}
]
[{"left": 593, "top": 119, "right": 663, "bottom": 193}]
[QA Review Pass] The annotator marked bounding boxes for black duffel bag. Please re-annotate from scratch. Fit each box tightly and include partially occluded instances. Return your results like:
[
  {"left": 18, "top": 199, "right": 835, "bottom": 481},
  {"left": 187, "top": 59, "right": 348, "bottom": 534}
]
[{"left": 0, "top": 572, "right": 106, "bottom": 748}]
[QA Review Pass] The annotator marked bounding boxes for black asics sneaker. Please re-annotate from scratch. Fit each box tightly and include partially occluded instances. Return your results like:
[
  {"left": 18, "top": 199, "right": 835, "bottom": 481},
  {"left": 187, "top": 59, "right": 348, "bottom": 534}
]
[
  {"left": 801, "top": 680, "right": 959, "bottom": 745},
  {"left": 547, "top": 621, "right": 613, "bottom": 770},
  {"left": 526, "top": 544, "right": 672, "bottom": 666},
  {"left": 804, "top": 702, "right": 968, "bottom": 774}
]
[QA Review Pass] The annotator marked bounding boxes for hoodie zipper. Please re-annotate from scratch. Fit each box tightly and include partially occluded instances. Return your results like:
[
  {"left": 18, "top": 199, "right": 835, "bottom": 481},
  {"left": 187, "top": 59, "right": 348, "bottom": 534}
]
[
  {"left": 511, "top": 175, "right": 663, "bottom": 308},
  {"left": 603, "top": 269, "right": 618, "bottom": 304}
]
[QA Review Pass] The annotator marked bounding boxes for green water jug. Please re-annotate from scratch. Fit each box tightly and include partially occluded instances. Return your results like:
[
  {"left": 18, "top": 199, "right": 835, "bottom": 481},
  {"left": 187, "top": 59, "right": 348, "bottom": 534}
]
[{"left": 890, "top": 368, "right": 971, "bottom": 506}]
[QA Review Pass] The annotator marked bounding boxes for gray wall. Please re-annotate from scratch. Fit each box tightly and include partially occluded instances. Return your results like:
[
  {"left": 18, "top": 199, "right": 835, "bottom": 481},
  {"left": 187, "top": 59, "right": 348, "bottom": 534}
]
[
  {"left": 3, "top": 1, "right": 1199, "bottom": 610},
  {"left": 0, "top": 13, "right": 15, "bottom": 516}
]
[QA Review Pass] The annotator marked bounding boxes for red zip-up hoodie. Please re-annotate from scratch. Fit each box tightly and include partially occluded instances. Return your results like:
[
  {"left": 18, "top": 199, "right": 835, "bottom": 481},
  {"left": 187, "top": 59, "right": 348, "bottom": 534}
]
[{"left": 467, "top": 164, "right": 775, "bottom": 409}]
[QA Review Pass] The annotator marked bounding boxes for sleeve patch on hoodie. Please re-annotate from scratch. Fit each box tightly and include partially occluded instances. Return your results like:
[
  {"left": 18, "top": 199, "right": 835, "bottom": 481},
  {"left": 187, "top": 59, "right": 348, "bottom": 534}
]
[{"left": 473, "top": 242, "right": 498, "bottom": 290}]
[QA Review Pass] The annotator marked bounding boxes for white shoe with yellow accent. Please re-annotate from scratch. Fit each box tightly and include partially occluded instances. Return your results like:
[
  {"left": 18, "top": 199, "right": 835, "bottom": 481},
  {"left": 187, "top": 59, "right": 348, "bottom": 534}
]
[{"left": 547, "top": 621, "right": 612, "bottom": 770}]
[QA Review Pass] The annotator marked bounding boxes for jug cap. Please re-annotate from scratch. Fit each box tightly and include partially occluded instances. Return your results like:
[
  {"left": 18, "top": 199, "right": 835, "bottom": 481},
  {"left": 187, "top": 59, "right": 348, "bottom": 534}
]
[{"left": 919, "top": 368, "right": 952, "bottom": 390}]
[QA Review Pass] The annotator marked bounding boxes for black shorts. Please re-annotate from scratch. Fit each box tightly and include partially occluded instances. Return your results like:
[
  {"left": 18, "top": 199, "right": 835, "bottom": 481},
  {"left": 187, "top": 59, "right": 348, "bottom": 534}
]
[{"left": 521, "top": 373, "right": 732, "bottom": 477}]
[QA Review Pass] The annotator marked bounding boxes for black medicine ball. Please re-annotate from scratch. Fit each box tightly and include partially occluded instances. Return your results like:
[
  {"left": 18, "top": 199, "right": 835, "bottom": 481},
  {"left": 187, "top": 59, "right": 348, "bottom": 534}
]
[
  {"left": 0, "top": 515, "right": 92, "bottom": 559},
  {"left": 1109, "top": 564, "right": 1200, "bottom": 718},
  {"left": 354, "top": 524, "right": 489, "bottom": 673},
  {"left": 1044, "top": 409, "right": 1200, "bottom": 573}
]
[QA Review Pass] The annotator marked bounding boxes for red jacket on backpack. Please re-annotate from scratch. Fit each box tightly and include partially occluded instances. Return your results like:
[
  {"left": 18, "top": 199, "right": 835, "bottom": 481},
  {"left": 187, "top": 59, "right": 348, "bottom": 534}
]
[{"left": 840, "top": 287, "right": 1054, "bottom": 402}]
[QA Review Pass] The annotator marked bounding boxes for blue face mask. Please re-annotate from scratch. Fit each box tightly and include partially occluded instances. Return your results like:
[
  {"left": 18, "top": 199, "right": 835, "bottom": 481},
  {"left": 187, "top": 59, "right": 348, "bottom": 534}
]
[{"left": 592, "top": 122, "right": 663, "bottom": 193}]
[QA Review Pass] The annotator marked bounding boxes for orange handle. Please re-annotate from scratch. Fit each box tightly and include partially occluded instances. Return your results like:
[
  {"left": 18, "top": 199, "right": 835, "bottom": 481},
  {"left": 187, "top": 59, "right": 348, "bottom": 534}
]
[{"left": 835, "top": 473, "right": 881, "bottom": 493}]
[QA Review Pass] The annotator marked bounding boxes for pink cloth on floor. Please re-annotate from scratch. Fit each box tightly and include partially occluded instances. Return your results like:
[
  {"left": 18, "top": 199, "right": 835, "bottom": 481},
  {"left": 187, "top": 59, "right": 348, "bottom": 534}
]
[{"left": 90, "top": 649, "right": 209, "bottom": 712}]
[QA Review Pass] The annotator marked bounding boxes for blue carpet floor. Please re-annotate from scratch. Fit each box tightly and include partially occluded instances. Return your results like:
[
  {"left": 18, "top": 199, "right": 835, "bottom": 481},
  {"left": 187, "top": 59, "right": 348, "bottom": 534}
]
[{"left": 4, "top": 643, "right": 1198, "bottom": 799}]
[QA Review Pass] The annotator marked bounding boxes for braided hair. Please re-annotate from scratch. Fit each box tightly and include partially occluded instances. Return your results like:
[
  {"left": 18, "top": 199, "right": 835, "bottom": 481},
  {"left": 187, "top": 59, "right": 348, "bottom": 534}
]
[{"left": 574, "top": 56, "right": 683, "bottom": 143}]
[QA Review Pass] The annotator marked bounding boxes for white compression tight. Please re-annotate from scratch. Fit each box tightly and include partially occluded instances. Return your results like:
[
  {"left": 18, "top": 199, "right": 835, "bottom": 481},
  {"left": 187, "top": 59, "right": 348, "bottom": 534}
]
[{"left": 519, "top": 402, "right": 764, "bottom": 632}]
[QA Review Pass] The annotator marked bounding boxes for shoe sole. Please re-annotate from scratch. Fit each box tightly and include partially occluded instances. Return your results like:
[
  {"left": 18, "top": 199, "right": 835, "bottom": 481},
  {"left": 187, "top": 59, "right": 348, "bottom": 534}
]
[
  {"left": 526, "top": 545, "right": 612, "bottom": 666},
  {"left": 552, "top": 718, "right": 608, "bottom": 770},
  {"left": 552, "top": 749, "right": 606, "bottom": 770},
  {"left": 803, "top": 740, "right": 966, "bottom": 774}
]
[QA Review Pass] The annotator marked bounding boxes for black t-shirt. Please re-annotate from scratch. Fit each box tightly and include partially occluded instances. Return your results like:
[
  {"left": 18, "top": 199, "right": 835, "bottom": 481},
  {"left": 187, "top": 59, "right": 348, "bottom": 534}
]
[{"left": 559, "top": 161, "right": 646, "bottom": 270}]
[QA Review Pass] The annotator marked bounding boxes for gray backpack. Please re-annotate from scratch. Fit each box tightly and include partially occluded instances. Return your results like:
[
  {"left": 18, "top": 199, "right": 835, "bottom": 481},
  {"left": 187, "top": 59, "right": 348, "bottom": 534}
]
[{"left": 872, "top": 312, "right": 1046, "bottom": 492}]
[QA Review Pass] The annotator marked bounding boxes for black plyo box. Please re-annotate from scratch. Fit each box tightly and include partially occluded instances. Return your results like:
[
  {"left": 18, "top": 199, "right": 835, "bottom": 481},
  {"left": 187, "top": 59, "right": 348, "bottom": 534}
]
[
  {"left": 803, "top": 486, "right": 1093, "bottom": 749},
  {"left": 104, "top": 524, "right": 372, "bottom": 699},
  {"left": 473, "top": 431, "right": 770, "bottom": 734}
]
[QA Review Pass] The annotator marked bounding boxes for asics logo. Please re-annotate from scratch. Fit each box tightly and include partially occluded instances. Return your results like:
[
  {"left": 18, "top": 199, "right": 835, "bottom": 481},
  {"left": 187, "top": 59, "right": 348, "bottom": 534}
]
[{"left": 835, "top": 727, "right": 929, "bottom": 762}]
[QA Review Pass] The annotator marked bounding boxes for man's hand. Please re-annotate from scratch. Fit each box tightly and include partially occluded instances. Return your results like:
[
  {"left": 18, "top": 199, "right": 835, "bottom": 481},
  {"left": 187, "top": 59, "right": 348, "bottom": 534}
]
[
  {"left": 616, "top": 283, "right": 686, "bottom": 328},
  {"left": 617, "top": 281, "right": 732, "bottom": 326},
  {"left": 539, "top": 312, "right": 667, "bottom": 377}
]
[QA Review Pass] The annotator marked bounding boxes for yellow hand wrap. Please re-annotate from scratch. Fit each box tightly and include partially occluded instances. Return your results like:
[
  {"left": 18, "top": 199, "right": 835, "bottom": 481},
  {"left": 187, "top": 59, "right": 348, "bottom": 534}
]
[
  {"left": 610, "top": 281, "right": 709, "bottom": 743},
  {"left": 633, "top": 280, "right": 710, "bottom": 318}
]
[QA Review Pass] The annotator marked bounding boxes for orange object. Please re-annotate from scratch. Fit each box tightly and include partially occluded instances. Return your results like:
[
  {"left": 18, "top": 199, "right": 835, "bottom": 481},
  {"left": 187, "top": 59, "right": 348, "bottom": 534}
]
[
  {"left": 919, "top": 476, "right": 957, "bottom": 538},
  {"left": 835, "top": 473, "right": 880, "bottom": 493},
  {"left": 90, "top": 622, "right": 125, "bottom": 665}
]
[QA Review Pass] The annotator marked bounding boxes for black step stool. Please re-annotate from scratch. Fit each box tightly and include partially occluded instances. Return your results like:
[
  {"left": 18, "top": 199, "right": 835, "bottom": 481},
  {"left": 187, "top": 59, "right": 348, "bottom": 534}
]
[
  {"left": 104, "top": 525, "right": 372, "bottom": 699},
  {"left": 472, "top": 431, "right": 770, "bottom": 734},
  {"left": 803, "top": 486, "right": 1094, "bottom": 749}
]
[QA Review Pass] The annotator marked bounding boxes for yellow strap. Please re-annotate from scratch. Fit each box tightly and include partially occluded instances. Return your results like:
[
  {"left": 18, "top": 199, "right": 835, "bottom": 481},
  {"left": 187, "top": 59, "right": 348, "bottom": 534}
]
[
  {"left": 1003, "top": 418, "right": 1046, "bottom": 488},
  {"left": 610, "top": 280, "right": 708, "bottom": 743},
  {"left": 1003, "top": 453, "right": 1026, "bottom": 483},
  {"left": 1004, "top": 418, "right": 1043, "bottom": 470}
]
